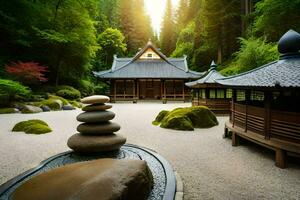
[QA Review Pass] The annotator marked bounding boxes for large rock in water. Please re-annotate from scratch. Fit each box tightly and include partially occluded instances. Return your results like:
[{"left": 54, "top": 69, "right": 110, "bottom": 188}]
[
  {"left": 81, "top": 95, "right": 110, "bottom": 104},
  {"left": 82, "top": 103, "right": 112, "bottom": 112},
  {"left": 12, "top": 159, "right": 153, "bottom": 200},
  {"left": 77, "top": 122, "right": 120, "bottom": 135},
  {"left": 77, "top": 111, "right": 115, "bottom": 123},
  {"left": 67, "top": 133, "right": 126, "bottom": 153}
]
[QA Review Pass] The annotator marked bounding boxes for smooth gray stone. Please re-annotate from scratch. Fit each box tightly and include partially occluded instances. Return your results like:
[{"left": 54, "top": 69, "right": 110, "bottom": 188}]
[
  {"left": 76, "top": 111, "right": 115, "bottom": 123},
  {"left": 67, "top": 133, "right": 126, "bottom": 153},
  {"left": 62, "top": 105, "right": 75, "bottom": 110},
  {"left": 82, "top": 104, "right": 112, "bottom": 112},
  {"left": 81, "top": 95, "right": 110, "bottom": 104},
  {"left": 77, "top": 122, "right": 120, "bottom": 135}
]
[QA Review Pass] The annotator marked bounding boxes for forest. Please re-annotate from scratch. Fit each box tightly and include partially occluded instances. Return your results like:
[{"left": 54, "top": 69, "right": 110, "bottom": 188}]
[{"left": 0, "top": 0, "right": 300, "bottom": 107}]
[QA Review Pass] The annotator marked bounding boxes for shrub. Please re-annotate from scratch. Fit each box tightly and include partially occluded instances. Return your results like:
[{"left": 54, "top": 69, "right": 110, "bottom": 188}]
[
  {"left": 69, "top": 100, "right": 83, "bottom": 108},
  {"left": 78, "top": 80, "right": 94, "bottom": 96},
  {"left": 94, "top": 82, "right": 109, "bottom": 95},
  {"left": 154, "top": 106, "right": 218, "bottom": 131},
  {"left": 56, "top": 89, "right": 81, "bottom": 100},
  {"left": 5, "top": 61, "right": 48, "bottom": 84},
  {"left": 0, "top": 79, "right": 31, "bottom": 107},
  {"left": 0, "top": 108, "right": 18, "bottom": 114},
  {"left": 12, "top": 119, "right": 51, "bottom": 134}
]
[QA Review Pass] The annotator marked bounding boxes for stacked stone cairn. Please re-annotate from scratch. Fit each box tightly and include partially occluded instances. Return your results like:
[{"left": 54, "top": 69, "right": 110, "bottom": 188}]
[{"left": 67, "top": 95, "right": 126, "bottom": 153}]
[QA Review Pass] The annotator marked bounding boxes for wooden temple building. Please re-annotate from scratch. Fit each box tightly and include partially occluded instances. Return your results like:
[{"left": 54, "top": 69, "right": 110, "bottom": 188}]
[
  {"left": 217, "top": 30, "right": 300, "bottom": 168},
  {"left": 186, "top": 61, "right": 231, "bottom": 114},
  {"left": 94, "top": 41, "right": 203, "bottom": 102}
]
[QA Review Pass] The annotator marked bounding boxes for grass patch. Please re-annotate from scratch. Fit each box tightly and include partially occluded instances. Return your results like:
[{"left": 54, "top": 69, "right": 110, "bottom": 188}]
[
  {"left": 12, "top": 119, "right": 51, "bottom": 134},
  {"left": 153, "top": 106, "right": 218, "bottom": 131}
]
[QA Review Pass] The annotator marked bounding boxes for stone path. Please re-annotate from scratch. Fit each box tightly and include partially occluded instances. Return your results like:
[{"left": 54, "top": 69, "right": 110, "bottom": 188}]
[{"left": 0, "top": 102, "right": 299, "bottom": 200}]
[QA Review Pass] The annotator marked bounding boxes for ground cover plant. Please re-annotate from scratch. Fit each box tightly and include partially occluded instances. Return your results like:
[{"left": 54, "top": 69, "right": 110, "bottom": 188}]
[
  {"left": 12, "top": 119, "right": 52, "bottom": 134},
  {"left": 153, "top": 106, "right": 218, "bottom": 131}
]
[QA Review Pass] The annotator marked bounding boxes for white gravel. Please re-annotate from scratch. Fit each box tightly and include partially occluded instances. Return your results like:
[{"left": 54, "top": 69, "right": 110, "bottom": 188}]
[{"left": 0, "top": 102, "right": 300, "bottom": 200}]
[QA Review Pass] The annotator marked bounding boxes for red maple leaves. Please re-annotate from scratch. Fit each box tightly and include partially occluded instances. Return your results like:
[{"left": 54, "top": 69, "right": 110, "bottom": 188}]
[{"left": 5, "top": 61, "right": 48, "bottom": 83}]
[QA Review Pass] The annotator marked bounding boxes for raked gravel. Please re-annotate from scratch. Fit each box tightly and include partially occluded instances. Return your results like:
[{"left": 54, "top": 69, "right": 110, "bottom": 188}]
[{"left": 0, "top": 102, "right": 299, "bottom": 200}]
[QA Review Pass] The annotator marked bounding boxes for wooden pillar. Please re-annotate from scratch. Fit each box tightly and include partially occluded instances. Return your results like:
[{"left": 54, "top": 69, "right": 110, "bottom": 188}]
[
  {"left": 133, "top": 80, "right": 135, "bottom": 99},
  {"left": 275, "top": 149, "right": 287, "bottom": 168},
  {"left": 137, "top": 80, "right": 140, "bottom": 99},
  {"left": 113, "top": 80, "right": 116, "bottom": 102},
  {"left": 232, "top": 132, "right": 240, "bottom": 146},
  {"left": 182, "top": 80, "right": 185, "bottom": 101},
  {"left": 245, "top": 90, "right": 251, "bottom": 132},
  {"left": 232, "top": 89, "right": 237, "bottom": 127},
  {"left": 173, "top": 80, "right": 175, "bottom": 99},
  {"left": 197, "top": 89, "right": 200, "bottom": 106},
  {"left": 164, "top": 80, "right": 166, "bottom": 99},
  {"left": 264, "top": 91, "right": 272, "bottom": 139}
]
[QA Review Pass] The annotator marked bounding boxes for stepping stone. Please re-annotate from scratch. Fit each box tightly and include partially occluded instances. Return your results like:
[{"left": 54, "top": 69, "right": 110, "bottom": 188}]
[
  {"left": 62, "top": 105, "right": 75, "bottom": 110},
  {"left": 12, "top": 159, "right": 153, "bottom": 200},
  {"left": 67, "top": 133, "right": 126, "bottom": 153},
  {"left": 81, "top": 95, "right": 110, "bottom": 104},
  {"left": 82, "top": 103, "right": 112, "bottom": 112},
  {"left": 77, "top": 111, "right": 115, "bottom": 123},
  {"left": 77, "top": 122, "right": 120, "bottom": 135}
]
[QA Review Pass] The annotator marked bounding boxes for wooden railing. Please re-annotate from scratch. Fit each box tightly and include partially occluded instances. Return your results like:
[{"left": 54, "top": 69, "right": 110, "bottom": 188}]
[
  {"left": 231, "top": 103, "right": 300, "bottom": 144},
  {"left": 192, "top": 99, "right": 231, "bottom": 112}
]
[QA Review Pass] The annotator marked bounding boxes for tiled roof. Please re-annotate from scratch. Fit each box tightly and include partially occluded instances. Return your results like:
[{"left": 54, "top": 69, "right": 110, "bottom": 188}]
[
  {"left": 94, "top": 41, "right": 203, "bottom": 79},
  {"left": 216, "top": 57, "right": 300, "bottom": 88},
  {"left": 186, "top": 69, "right": 225, "bottom": 87}
]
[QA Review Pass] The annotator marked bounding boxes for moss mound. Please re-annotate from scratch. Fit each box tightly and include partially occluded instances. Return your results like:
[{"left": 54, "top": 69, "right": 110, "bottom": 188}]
[
  {"left": 0, "top": 108, "right": 18, "bottom": 114},
  {"left": 48, "top": 95, "right": 69, "bottom": 105},
  {"left": 152, "top": 110, "right": 169, "bottom": 125},
  {"left": 37, "top": 99, "right": 62, "bottom": 110},
  {"left": 154, "top": 106, "right": 218, "bottom": 131},
  {"left": 12, "top": 119, "right": 51, "bottom": 134},
  {"left": 69, "top": 100, "right": 83, "bottom": 108}
]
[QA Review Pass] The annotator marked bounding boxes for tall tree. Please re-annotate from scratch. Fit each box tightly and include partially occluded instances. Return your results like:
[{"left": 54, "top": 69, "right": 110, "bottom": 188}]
[
  {"left": 160, "top": 0, "right": 176, "bottom": 56},
  {"left": 176, "top": 0, "right": 189, "bottom": 30}
]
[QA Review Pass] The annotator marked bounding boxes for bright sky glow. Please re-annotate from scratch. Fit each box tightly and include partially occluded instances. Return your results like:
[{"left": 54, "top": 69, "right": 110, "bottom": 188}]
[{"left": 144, "top": 0, "right": 180, "bottom": 35}]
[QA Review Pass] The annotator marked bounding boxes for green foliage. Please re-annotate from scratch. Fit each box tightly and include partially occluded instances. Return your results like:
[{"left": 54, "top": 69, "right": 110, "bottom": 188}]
[
  {"left": 154, "top": 106, "right": 218, "bottom": 131},
  {"left": 0, "top": 108, "right": 18, "bottom": 114},
  {"left": 0, "top": 79, "right": 31, "bottom": 107},
  {"left": 221, "top": 37, "right": 279, "bottom": 75},
  {"left": 56, "top": 89, "right": 81, "bottom": 100},
  {"left": 97, "top": 28, "right": 127, "bottom": 68},
  {"left": 12, "top": 119, "right": 51, "bottom": 134},
  {"left": 94, "top": 82, "right": 109, "bottom": 95},
  {"left": 77, "top": 80, "right": 94, "bottom": 97},
  {"left": 254, "top": 0, "right": 300, "bottom": 42},
  {"left": 69, "top": 100, "right": 83, "bottom": 108},
  {"left": 160, "top": 0, "right": 176, "bottom": 56}
]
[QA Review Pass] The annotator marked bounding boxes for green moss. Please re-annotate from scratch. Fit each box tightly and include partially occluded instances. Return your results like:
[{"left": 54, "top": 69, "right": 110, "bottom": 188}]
[
  {"left": 153, "top": 110, "right": 169, "bottom": 125},
  {"left": 69, "top": 100, "right": 83, "bottom": 108},
  {"left": 0, "top": 108, "right": 18, "bottom": 114},
  {"left": 48, "top": 95, "right": 69, "bottom": 105},
  {"left": 24, "top": 124, "right": 52, "bottom": 134},
  {"left": 38, "top": 99, "right": 61, "bottom": 110},
  {"left": 12, "top": 119, "right": 51, "bottom": 134},
  {"left": 13, "top": 119, "right": 48, "bottom": 131},
  {"left": 154, "top": 106, "right": 218, "bottom": 131}
]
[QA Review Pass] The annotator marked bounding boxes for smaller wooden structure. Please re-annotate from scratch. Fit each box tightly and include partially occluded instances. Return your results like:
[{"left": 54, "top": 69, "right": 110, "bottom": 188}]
[
  {"left": 94, "top": 41, "right": 203, "bottom": 102},
  {"left": 217, "top": 30, "right": 300, "bottom": 168},
  {"left": 186, "top": 61, "right": 231, "bottom": 114}
]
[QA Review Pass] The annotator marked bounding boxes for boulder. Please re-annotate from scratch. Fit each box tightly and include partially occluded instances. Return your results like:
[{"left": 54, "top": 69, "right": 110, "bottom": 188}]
[
  {"left": 67, "top": 133, "right": 126, "bottom": 153},
  {"left": 82, "top": 104, "right": 112, "bottom": 112},
  {"left": 77, "top": 122, "right": 120, "bottom": 135},
  {"left": 40, "top": 105, "right": 51, "bottom": 112},
  {"left": 77, "top": 111, "right": 115, "bottom": 123},
  {"left": 62, "top": 105, "right": 75, "bottom": 110},
  {"left": 12, "top": 159, "right": 153, "bottom": 200},
  {"left": 81, "top": 95, "right": 110, "bottom": 104},
  {"left": 21, "top": 105, "right": 43, "bottom": 114}
]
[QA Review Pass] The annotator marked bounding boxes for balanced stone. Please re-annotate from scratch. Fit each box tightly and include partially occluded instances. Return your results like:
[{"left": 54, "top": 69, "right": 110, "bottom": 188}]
[
  {"left": 77, "top": 111, "right": 115, "bottom": 123},
  {"left": 67, "top": 133, "right": 126, "bottom": 153},
  {"left": 12, "top": 159, "right": 153, "bottom": 200},
  {"left": 82, "top": 103, "right": 112, "bottom": 112},
  {"left": 81, "top": 95, "right": 110, "bottom": 104},
  {"left": 77, "top": 122, "right": 120, "bottom": 135}
]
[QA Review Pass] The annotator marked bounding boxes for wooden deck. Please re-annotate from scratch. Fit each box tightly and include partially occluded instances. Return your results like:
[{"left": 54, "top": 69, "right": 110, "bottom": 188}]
[
  {"left": 225, "top": 103, "right": 300, "bottom": 168},
  {"left": 192, "top": 99, "right": 230, "bottom": 114}
]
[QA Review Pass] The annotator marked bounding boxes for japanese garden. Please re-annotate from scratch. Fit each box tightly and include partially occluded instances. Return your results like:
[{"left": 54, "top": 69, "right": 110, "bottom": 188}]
[{"left": 0, "top": 0, "right": 299, "bottom": 200}]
